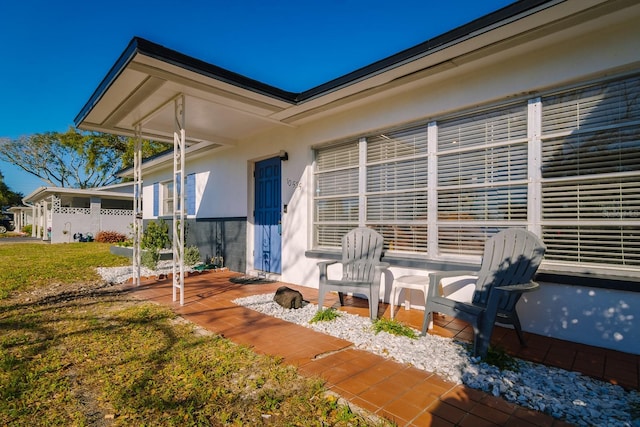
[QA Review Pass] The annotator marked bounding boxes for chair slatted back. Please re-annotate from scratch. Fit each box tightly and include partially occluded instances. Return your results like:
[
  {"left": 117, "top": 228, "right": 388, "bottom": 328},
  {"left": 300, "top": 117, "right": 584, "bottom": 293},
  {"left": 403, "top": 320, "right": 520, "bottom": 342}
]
[
  {"left": 472, "top": 229, "right": 546, "bottom": 310},
  {"left": 341, "top": 227, "right": 384, "bottom": 282}
]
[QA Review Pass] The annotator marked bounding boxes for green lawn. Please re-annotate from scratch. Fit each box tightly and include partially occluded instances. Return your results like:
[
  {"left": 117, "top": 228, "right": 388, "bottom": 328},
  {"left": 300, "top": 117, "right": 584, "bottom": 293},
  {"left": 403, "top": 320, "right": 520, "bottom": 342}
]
[
  {"left": 0, "top": 242, "right": 388, "bottom": 426},
  {"left": 0, "top": 242, "right": 129, "bottom": 299}
]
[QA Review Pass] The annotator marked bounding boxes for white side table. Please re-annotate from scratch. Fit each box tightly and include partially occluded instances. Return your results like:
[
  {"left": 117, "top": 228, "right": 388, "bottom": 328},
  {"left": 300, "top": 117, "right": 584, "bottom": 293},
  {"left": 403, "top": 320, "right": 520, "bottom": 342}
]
[{"left": 390, "top": 274, "right": 433, "bottom": 320}]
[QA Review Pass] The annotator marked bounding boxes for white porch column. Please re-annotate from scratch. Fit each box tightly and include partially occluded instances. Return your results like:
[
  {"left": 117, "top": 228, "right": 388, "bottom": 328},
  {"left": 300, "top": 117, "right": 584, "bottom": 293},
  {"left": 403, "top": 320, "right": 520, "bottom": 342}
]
[
  {"left": 31, "top": 204, "right": 37, "bottom": 237},
  {"left": 90, "top": 197, "right": 101, "bottom": 237},
  {"left": 36, "top": 203, "right": 43, "bottom": 239},
  {"left": 43, "top": 199, "right": 50, "bottom": 241},
  {"left": 133, "top": 125, "right": 143, "bottom": 286},
  {"left": 172, "top": 94, "right": 186, "bottom": 305}
]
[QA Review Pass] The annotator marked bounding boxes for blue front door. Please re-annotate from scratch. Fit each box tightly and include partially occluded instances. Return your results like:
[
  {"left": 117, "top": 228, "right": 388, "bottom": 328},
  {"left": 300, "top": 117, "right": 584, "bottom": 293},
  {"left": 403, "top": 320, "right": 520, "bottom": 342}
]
[{"left": 254, "top": 157, "right": 282, "bottom": 274}]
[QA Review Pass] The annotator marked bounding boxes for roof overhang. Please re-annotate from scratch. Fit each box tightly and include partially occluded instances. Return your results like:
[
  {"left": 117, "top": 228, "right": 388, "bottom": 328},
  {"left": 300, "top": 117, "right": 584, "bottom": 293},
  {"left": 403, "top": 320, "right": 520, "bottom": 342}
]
[
  {"left": 75, "top": 0, "right": 629, "bottom": 151},
  {"left": 23, "top": 186, "right": 134, "bottom": 204}
]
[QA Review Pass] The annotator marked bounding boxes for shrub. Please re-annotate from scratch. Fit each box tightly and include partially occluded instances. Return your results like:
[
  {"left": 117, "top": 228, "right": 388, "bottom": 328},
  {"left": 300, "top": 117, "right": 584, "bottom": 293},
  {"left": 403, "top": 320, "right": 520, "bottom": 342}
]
[
  {"left": 309, "top": 308, "right": 341, "bottom": 323},
  {"left": 21, "top": 224, "right": 32, "bottom": 235},
  {"left": 184, "top": 245, "right": 201, "bottom": 266},
  {"left": 95, "top": 230, "right": 128, "bottom": 243},
  {"left": 483, "top": 345, "right": 520, "bottom": 371},
  {"left": 141, "top": 248, "right": 160, "bottom": 270},
  {"left": 117, "top": 239, "right": 133, "bottom": 247},
  {"left": 372, "top": 318, "right": 418, "bottom": 339},
  {"left": 142, "top": 219, "right": 170, "bottom": 250}
]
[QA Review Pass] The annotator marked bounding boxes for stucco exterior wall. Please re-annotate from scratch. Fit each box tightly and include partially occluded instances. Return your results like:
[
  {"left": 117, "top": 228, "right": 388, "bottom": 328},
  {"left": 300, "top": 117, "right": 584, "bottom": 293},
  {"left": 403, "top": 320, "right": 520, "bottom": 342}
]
[
  {"left": 49, "top": 210, "right": 133, "bottom": 244},
  {"left": 51, "top": 212, "right": 92, "bottom": 243}
]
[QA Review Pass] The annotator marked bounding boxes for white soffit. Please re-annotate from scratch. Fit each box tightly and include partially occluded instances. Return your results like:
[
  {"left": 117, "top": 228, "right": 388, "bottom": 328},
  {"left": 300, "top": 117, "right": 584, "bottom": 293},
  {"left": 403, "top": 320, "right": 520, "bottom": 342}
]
[{"left": 80, "top": 52, "right": 294, "bottom": 146}]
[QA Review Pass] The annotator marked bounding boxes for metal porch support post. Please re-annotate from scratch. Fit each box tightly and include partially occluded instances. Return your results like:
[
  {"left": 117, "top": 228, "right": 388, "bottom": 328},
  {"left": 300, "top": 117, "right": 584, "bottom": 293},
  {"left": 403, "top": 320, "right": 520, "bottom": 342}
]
[
  {"left": 173, "top": 95, "right": 186, "bottom": 305},
  {"left": 133, "top": 125, "right": 143, "bottom": 287}
]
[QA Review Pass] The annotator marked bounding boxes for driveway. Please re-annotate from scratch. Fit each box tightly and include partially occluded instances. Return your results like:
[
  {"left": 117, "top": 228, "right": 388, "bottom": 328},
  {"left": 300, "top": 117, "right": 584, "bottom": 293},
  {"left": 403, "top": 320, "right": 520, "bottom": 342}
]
[{"left": 0, "top": 236, "right": 49, "bottom": 244}]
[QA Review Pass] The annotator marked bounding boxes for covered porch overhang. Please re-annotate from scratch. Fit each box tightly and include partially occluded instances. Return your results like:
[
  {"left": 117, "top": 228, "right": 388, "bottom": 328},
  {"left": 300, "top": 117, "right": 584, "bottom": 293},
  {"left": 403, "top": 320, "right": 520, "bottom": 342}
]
[{"left": 74, "top": 37, "right": 304, "bottom": 303}]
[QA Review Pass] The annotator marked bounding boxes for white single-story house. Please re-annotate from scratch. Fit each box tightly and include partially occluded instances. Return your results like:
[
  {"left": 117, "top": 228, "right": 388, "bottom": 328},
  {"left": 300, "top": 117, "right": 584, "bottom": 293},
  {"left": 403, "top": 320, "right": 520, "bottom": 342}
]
[
  {"left": 75, "top": 0, "right": 640, "bottom": 354},
  {"left": 6, "top": 206, "right": 31, "bottom": 232},
  {"left": 22, "top": 182, "right": 134, "bottom": 243}
]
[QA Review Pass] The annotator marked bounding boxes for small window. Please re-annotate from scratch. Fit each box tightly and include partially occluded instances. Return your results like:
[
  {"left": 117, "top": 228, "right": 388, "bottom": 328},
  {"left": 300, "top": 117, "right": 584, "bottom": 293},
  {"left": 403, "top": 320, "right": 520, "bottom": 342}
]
[
  {"left": 154, "top": 174, "right": 196, "bottom": 217},
  {"left": 162, "top": 181, "right": 174, "bottom": 216}
]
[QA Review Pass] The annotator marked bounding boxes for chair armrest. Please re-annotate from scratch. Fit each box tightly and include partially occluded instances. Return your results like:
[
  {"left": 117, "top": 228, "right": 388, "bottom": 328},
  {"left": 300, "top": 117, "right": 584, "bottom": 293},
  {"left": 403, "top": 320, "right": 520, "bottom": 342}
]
[
  {"left": 495, "top": 281, "right": 540, "bottom": 293},
  {"left": 373, "top": 262, "right": 390, "bottom": 271},
  {"left": 428, "top": 270, "right": 478, "bottom": 297},
  {"left": 317, "top": 260, "right": 338, "bottom": 268},
  {"left": 318, "top": 260, "right": 338, "bottom": 283}
]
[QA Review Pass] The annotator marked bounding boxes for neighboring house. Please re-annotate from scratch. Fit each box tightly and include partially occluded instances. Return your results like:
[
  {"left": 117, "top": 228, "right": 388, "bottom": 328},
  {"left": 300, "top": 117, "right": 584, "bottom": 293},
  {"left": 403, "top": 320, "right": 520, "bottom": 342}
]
[
  {"left": 7, "top": 206, "right": 32, "bottom": 232},
  {"left": 22, "top": 182, "right": 134, "bottom": 243},
  {"left": 75, "top": 0, "right": 640, "bottom": 354}
]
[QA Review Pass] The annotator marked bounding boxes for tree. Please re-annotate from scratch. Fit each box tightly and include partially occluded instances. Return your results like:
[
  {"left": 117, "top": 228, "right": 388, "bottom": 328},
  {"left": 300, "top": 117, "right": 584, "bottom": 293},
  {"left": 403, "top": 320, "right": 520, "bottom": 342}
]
[
  {"left": 0, "top": 171, "right": 23, "bottom": 208},
  {"left": 0, "top": 128, "right": 169, "bottom": 189}
]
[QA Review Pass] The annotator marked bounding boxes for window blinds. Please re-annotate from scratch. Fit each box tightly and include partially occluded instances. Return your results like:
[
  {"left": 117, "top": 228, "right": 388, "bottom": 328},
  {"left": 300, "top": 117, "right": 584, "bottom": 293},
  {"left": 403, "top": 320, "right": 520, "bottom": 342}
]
[
  {"left": 314, "top": 141, "right": 360, "bottom": 247},
  {"left": 436, "top": 104, "right": 529, "bottom": 255},
  {"left": 366, "top": 126, "right": 429, "bottom": 253},
  {"left": 541, "top": 75, "right": 640, "bottom": 268}
]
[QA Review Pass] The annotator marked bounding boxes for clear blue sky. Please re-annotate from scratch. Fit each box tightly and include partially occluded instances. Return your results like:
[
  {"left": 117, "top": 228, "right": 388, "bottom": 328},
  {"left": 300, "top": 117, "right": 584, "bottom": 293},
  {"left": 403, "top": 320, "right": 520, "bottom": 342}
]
[{"left": 0, "top": 0, "right": 514, "bottom": 197}]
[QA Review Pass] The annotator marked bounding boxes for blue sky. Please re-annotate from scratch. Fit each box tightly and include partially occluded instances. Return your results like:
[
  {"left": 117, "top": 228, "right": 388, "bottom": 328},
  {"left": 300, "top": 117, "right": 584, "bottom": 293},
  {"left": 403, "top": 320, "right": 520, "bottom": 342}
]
[{"left": 0, "top": 0, "right": 513, "bottom": 197}]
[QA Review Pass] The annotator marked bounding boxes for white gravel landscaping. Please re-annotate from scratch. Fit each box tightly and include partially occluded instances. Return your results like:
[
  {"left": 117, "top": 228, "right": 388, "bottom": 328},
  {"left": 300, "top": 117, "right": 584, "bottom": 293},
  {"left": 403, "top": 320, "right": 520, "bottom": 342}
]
[{"left": 233, "top": 292, "right": 640, "bottom": 427}]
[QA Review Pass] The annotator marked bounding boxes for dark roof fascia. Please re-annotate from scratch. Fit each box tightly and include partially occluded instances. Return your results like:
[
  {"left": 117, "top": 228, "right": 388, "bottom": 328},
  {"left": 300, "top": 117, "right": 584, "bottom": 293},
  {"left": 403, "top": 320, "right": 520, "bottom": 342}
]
[
  {"left": 296, "top": 0, "right": 557, "bottom": 101},
  {"left": 75, "top": 0, "right": 557, "bottom": 127},
  {"left": 74, "top": 37, "right": 140, "bottom": 127},
  {"left": 74, "top": 37, "right": 299, "bottom": 128},
  {"left": 130, "top": 37, "right": 299, "bottom": 103}
]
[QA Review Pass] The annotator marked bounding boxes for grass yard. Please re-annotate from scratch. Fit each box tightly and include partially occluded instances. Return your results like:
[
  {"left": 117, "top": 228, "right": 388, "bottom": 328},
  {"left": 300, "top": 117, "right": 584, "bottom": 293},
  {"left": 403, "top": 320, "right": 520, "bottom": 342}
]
[{"left": 0, "top": 242, "right": 388, "bottom": 426}]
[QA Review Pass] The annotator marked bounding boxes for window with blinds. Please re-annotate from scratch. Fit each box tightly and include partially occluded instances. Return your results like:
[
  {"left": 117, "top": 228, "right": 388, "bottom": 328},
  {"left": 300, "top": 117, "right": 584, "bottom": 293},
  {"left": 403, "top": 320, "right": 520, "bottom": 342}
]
[
  {"left": 314, "top": 141, "right": 360, "bottom": 248},
  {"left": 541, "top": 75, "right": 640, "bottom": 269},
  {"left": 312, "top": 72, "right": 640, "bottom": 279},
  {"left": 366, "top": 126, "right": 429, "bottom": 252},
  {"left": 437, "top": 104, "right": 529, "bottom": 255}
]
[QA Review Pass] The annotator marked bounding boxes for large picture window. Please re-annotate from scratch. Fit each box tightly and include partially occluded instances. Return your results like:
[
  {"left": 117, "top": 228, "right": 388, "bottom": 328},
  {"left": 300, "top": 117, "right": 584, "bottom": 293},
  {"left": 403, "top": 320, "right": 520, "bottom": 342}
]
[{"left": 313, "top": 73, "right": 640, "bottom": 278}]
